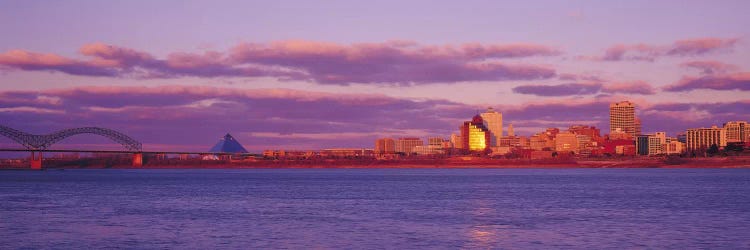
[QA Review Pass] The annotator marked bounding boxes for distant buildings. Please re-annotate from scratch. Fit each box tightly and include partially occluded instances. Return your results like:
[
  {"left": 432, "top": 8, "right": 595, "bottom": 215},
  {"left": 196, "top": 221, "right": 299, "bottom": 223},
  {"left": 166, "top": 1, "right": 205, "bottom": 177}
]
[
  {"left": 460, "top": 115, "right": 491, "bottom": 152},
  {"left": 374, "top": 138, "right": 395, "bottom": 154},
  {"left": 360, "top": 101, "right": 744, "bottom": 159},
  {"left": 686, "top": 126, "right": 727, "bottom": 151},
  {"left": 480, "top": 107, "right": 503, "bottom": 146},
  {"left": 609, "top": 101, "right": 639, "bottom": 138},
  {"left": 724, "top": 121, "right": 749, "bottom": 143},
  {"left": 555, "top": 132, "right": 579, "bottom": 154},
  {"left": 396, "top": 138, "right": 423, "bottom": 155}
]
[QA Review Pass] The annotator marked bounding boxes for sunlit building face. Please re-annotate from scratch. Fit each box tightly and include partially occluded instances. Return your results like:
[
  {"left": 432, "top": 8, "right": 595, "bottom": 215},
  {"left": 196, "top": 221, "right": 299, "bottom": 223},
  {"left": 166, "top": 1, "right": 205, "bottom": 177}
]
[
  {"left": 468, "top": 124, "right": 487, "bottom": 151},
  {"left": 460, "top": 115, "right": 491, "bottom": 152}
]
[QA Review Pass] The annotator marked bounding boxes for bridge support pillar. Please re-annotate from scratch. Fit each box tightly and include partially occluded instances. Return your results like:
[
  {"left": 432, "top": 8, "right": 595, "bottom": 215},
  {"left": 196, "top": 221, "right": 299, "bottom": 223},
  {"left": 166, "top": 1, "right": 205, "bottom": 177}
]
[
  {"left": 132, "top": 153, "right": 143, "bottom": 167},
  {"left": 30, "top": 151, "right": 42, "bottom": 170}
]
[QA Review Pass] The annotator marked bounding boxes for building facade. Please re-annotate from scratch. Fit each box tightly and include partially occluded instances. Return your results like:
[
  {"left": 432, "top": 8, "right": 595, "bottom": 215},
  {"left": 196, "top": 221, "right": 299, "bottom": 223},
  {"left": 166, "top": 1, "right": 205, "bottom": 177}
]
[
  {"left": 374, "top": 138, "right": 396, "bottom": 154},
  {"left": 480, "top": 107, "right": 503, "bottom": 147},
  {"left": 724, "top": 121, "right": 749, "bottom": 143},
  {"left": 396, "top": 138, "right": 424, "bottom": 155},
  {"left": 686, "top": 126, "right": 727, "bottom": 151},
  {"left": 460, "top": 115, "right": 491, "bottom": 152},
  {"left": 610, "top": 101, "right": 637, "bottom": 138},
  {"left": 555, "top": 132, "right": 579, "bottom": 154}
]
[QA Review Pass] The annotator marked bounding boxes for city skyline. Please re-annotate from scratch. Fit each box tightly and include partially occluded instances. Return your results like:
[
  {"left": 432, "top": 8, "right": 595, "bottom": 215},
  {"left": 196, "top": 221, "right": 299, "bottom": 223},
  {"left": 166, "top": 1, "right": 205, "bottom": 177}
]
[{"left": 1, "top": 1, "right": 749, "bottom": 152}]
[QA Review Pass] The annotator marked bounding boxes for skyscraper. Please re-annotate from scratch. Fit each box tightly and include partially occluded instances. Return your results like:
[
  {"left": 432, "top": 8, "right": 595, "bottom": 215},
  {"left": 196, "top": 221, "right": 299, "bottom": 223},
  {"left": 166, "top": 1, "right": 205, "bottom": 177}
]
[
  {"left": 460, "top": 115, "right": 491, "bottom": 151},
  {"left": 610, "top": 101, "right": 637, "bottom": 138},
  {"left": 480, "top": 107, "right": 503, "bottom": 146}
]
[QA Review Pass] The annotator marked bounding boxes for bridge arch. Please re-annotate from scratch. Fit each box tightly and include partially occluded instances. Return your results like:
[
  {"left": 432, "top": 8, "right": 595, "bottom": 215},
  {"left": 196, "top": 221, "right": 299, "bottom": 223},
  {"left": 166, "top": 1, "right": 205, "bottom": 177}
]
[{"left": 0, "top": 125, "right": 142, "bottom": 151}]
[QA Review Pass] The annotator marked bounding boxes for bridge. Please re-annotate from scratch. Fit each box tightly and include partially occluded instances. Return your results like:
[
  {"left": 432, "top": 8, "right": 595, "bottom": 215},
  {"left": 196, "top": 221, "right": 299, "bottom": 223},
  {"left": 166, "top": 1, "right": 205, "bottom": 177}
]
[{"left": 0, "top": 125, "right": 245, "bottom": 169}]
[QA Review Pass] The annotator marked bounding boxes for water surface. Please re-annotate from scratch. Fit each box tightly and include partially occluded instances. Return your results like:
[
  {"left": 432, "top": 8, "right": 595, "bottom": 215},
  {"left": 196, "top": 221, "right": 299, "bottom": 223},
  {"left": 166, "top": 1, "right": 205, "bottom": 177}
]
[{"left": 1, "top": 168, "right": 749, "bottom": 249}]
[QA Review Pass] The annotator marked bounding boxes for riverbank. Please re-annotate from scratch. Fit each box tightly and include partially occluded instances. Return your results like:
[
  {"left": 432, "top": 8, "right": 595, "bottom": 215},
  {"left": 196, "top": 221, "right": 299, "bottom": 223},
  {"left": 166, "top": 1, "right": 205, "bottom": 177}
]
[{"left": 3, "top": 156, "right": 749, "bottom": 170}]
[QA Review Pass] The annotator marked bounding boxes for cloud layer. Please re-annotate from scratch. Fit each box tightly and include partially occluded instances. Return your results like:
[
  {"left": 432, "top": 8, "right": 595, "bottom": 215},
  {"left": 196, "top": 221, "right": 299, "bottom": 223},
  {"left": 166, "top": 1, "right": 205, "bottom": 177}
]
[
  {"left": 512, "top": 81, "right": 656, "bottom": 96},
  {"left": 0, "top": 41, "right": 560, "bottom": 85},
  {"left": 588, "top": 37, "right": 739, "bottom": 61},
  {"left": 665, "top": 72, "right": 750, "bottom": 92}
]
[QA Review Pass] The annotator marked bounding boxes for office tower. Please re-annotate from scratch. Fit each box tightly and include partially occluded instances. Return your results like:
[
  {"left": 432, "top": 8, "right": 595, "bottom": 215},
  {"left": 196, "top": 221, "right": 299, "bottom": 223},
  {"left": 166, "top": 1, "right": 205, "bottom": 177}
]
[
  {"left": 460, "top": 115, "right": 491, "bottom": 151},
  {"left": 610, "top": 101, "right": 637, "bottom": 138},
  {"left": 480, "top": 107, "right": 503, "bottom": 146}
]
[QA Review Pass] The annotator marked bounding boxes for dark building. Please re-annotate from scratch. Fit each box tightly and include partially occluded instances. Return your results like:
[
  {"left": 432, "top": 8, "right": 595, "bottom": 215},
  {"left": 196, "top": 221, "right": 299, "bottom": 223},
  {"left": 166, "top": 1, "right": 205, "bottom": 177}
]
[
  {"left": 209, "top": 134, "right": 248, "bottom": 153},
  {"left": 636, "top": 135, "right": 650, "bottom": 156}
]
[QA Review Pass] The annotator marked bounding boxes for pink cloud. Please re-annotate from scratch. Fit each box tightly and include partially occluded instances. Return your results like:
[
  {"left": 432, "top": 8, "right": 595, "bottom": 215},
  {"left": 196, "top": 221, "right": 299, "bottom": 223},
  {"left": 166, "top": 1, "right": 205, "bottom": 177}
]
[
  {"left": 512, "top": 80, "right": 656, "bottom": 96},
  {"left": 0, "top": 40, "right": 559, "bottom": 85},
  {"left": 586, "top": 37, "right": 739, "bottom": 61},
  {"left": 602, "top": 81, "right": 656, "bottom": 95},
  {"left": 680, "top": 60, "right": 738, "bottom": 75},
  {"left": 664, "top": 72, "right": 750, "bottom": 92},
  {"left": 667, "top": 38, "right": 739, "bottom": 56}
]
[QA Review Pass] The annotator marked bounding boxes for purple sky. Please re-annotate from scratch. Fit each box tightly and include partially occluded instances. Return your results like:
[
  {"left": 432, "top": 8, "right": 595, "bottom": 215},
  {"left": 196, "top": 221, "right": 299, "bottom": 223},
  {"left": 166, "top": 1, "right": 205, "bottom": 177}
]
[{"left": 0, "top": 0, "right": 748, "bottom": 152}]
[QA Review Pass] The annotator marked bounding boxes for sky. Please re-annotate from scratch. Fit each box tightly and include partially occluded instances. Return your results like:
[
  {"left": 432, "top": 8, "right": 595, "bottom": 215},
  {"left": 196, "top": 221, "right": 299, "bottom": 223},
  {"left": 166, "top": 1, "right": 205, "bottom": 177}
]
[{"left": 0, "top": 0, "right": 748, "bottom": 152}]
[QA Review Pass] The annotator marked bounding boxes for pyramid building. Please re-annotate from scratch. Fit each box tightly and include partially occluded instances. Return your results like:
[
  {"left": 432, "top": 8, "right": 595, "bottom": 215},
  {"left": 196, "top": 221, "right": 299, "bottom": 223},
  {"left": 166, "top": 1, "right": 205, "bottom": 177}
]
[{"left": 209, "top": 134, "right": 249, "bottom": 153}]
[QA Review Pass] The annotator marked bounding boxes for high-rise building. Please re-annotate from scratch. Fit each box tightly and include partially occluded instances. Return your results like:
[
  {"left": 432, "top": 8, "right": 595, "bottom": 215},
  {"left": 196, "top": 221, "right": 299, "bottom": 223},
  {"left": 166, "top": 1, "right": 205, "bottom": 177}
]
[
  {"left": 460, "top": 115, "right": 491, "bottom": 151},
  {"left": 374, "top": 138, "right": 395, "bottom": 154},
  {"left": 396, "top": 138, "right": 424, "bottom": 155},
  {"left": 686, "top": 126, "right": 727, "bottom": 151},
  {"left": 480, "top": 107, "right": 503, "bottom": 146},
  {"left": 724, "top": 121, "right": 749, "bottom": 143},
  {"left": 610, "top": 101, "right": 637, "bottom": 138}
]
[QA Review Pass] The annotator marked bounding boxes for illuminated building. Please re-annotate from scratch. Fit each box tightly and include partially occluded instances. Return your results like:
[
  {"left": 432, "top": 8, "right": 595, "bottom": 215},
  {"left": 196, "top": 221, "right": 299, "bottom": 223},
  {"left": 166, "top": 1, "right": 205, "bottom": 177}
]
[
  {"left": 414, "top": 145, "right": 444, "bottom": 155},
  {"left": 460, "top": 115, "right": 491, "bottom": 152},
  {"left": 374, "top": 138, "right": 396, "bottom": 154},
  {"left": 555, "top": 132, "right": 579, "bottom": 154},
  {"left": 320, "top": 148, "right": 374, "bottom": 158},
  {"left": 686, "top": 126, "right": 727, "bottom": 150},
  {"left": 396, "top": 138, "right": 424, "bottom": 155},
  {"left": 609, "top": 101, "right": 637, "bottom": 138},
  {"left": 665, "top": 137, "right": 685, "bottom": 155},
  {"left": 450, "top": 134, "right": 463, "bottom": 149},
  {"left": 480, "top": 107, "right": 503, "bottom": 146},
  {"left": 569, "top": 125, "right": 602, "bottom": 143},
  {"left": 723, "top": 121, "right": 749, "bottom": 143}
]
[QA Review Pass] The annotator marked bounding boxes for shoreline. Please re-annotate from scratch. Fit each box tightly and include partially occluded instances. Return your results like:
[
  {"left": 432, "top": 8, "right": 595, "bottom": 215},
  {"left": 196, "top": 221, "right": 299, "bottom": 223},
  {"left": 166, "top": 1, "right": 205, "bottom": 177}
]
[{"left": 3, "top": 157, "right": 750, "bottom": 170}]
